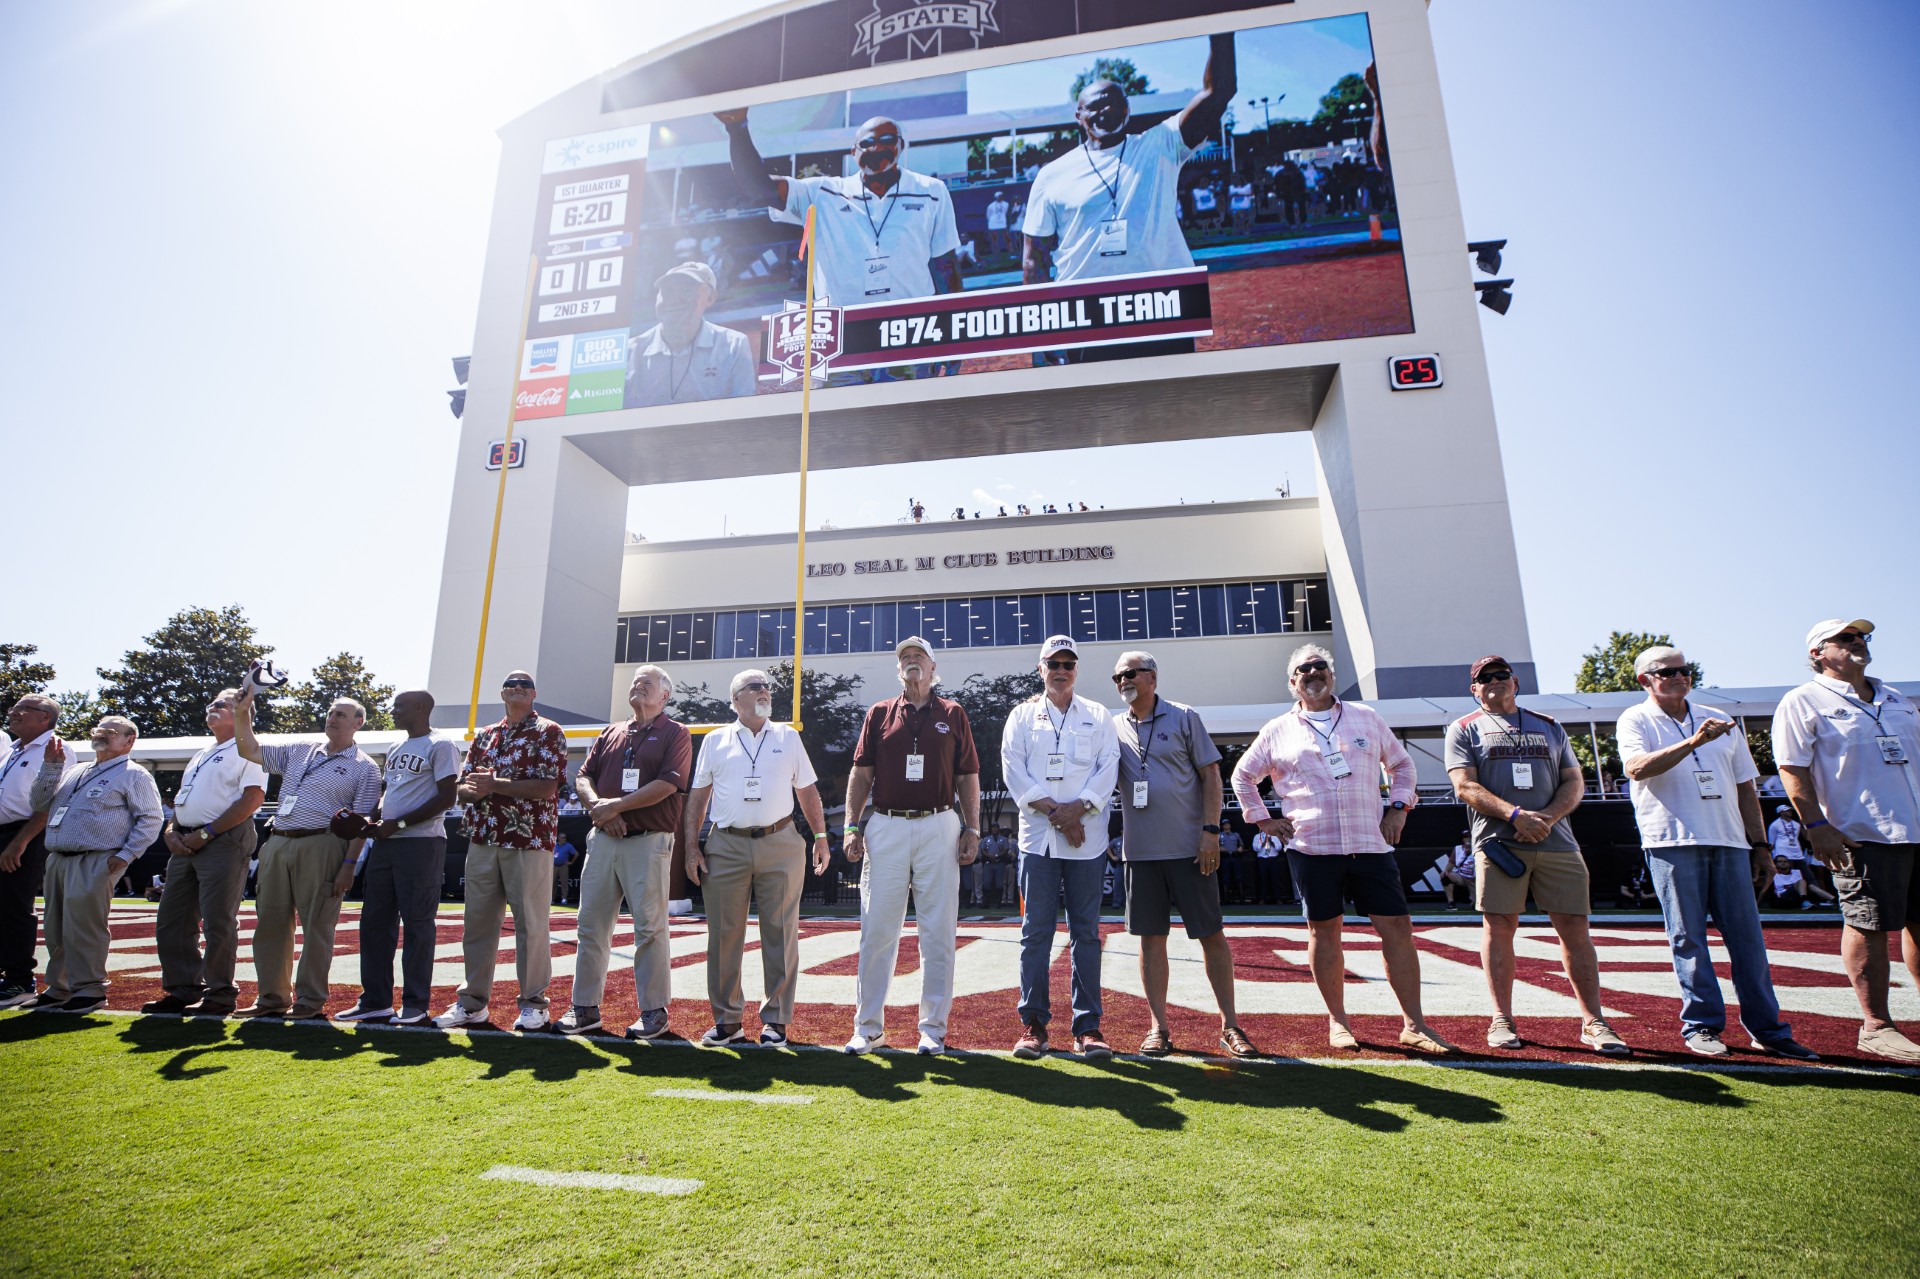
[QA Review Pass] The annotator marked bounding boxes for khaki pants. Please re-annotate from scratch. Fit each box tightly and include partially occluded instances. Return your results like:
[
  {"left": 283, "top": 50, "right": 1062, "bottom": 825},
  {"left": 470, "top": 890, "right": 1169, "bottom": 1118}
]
[
  {"left": 571, "top": 829, "right": 672, "bottom": 1012},
  {"left": 42, "top": 851, "right": 118, "bottom": 1001},
  {"left": 252, "top": 831, "right": 349, "bottom": 1011},
  {"left": 455, "top": 842, "right": 553, "bottom": 1013},
  {"left": 854, "top": 810, "right": 962, "bottom": 1042},
  {"left": 155, "top": 821, "right": 254, "bottom": 1007},
  {"left": 703, "top": 825, "right": 806, "bottom": 1027}
]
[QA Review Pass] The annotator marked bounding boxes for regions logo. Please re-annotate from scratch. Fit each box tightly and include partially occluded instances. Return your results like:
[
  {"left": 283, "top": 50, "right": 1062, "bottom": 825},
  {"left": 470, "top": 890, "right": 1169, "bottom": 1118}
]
[
  {"left": 569, "top": 328, "right": 629, "bottom": 374},
  {"left": 565, "top": 368, "right": 626, "bottom": 415},
  {"left": 514, "top": 377, "right": 568, "bottom": 421}
]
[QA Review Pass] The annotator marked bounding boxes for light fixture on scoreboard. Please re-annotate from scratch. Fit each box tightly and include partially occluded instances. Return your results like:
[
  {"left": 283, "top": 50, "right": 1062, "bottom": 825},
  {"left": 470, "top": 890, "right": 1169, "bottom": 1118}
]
[{"left": 1387, "top": 354, "right": 1443, "bottom": 391}]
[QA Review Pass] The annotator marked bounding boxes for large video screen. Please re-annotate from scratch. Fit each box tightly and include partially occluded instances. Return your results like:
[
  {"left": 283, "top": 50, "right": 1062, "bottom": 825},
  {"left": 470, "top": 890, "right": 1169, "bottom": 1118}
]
[{"left": 515, "top": 12, "right": 1411, "bottom": 420}]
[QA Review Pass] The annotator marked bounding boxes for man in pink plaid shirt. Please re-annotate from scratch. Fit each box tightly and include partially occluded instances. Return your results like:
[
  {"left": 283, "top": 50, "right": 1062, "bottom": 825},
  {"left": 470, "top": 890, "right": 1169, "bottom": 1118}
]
[{"left": 1231, "top": 643, "right": 1454, "bottom": 1054}]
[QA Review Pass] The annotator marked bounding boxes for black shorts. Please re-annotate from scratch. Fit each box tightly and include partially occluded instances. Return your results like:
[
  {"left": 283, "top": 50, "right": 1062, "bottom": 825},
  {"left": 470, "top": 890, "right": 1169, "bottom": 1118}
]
[
  {"left": 1833, "top": 843, "right": 1920, "bottom": 932},
  {"left": 1124, "top": 858, "right": 1224, "bottom": 939},
  {"left": 1287, "top": 851, "right": 1409, "bottom": 922}
]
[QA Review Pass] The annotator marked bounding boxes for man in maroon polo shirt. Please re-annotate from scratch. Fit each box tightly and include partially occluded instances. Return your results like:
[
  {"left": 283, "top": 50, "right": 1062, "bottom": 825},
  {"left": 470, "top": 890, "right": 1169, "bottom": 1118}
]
[
  {"left": 560, "top": 664, "right": 693, "bottom": 1039},
  {"left": 842, "top": 636, "right": 981, "bottom": 1055}
]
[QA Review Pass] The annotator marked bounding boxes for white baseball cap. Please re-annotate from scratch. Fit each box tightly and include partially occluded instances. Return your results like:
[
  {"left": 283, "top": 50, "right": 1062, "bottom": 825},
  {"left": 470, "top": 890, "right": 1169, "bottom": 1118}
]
[
  {"left": 656, "top": 260, "right": 718, "bottom": 294},
  {"left": 1804, "top": 618, "right": 1874, "bottom": 652},
  {"left": 895, "top": 635, "right": 934, "bottom": 658},
  {"left": 1039, "top": 635, "right": 1077, "bottom": 662}
]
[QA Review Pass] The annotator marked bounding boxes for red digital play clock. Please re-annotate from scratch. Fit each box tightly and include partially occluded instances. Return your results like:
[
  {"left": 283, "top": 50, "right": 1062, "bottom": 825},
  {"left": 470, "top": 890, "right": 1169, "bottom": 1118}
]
[{"left": 1388, "top": 354, "right": 1443, "bottom": 390}]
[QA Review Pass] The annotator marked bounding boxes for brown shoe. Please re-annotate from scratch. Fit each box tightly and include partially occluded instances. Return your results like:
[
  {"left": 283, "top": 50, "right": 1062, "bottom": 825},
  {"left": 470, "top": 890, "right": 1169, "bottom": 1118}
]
[
  {"left": 1012, "top": 1023, "right": 1048, "bottom": 1059},
  {"left": 234, "top": 1003, "right": 288, "bottom": 1019},
  {"left": 1219, "top": 1026, "right": 1260, "bottom": 1059},
  {"left": 285, "top": 1004, "right": 328, "bottom": 1020},
  {"left": 1399, "top": 1026, "right": 1455, "bottom": 1055},
  {"left": 1138, "top": 1027, "right": 1174, "bottom": 1057}
]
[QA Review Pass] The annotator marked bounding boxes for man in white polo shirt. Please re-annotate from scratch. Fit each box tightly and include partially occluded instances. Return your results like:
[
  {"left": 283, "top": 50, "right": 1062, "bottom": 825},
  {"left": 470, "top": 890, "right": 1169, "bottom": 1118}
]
[
  {"left": 1772, "top": 618, "right": 1920, "bottom": 1063},
  {"left": 682, "top": 669, "right": 830, "bottom": 1047},
  {"left": 143, "top": 688, "right": 267, "bottom": 1017},
  {"left": 1617, "top": 645, "right": 1817, "bottom": 1060}
]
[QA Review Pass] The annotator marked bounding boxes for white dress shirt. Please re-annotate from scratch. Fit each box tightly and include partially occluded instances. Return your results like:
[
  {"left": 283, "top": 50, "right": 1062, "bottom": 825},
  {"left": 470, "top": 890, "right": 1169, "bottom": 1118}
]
[
  {"left": 173, "top": 738, "right": 270, "bottom": 829},
  {"left": 1002, "top": 693, "right": 1119, "bottom": 861},
  {"left": 1, "top": 729, "right": 64, "bottom": 824},
  {"left": 693, "top": 719, "right": 818, "bottom": 830}
]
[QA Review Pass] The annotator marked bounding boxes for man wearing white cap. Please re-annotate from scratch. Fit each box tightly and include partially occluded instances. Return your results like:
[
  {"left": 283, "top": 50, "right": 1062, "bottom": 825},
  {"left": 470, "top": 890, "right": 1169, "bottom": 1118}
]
[
  {"left": 623, "top": 261, "right": 756, "bottom": 408},
  {"left": 842, "top": 636, "right": 981, "bottom": 1055},
  {"left": 1772, "top": 619, "right": 1920, "bottom": 1063},
  {"left": 1003, "top": 635, "right": 1120, "bottom": 1060}
]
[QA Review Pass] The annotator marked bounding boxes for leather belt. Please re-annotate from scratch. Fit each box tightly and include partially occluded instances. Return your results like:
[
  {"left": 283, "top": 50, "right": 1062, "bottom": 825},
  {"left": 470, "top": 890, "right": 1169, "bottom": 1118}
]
[
  {"left": 723, "top": 815, "right": 794, "bottom": 839},
  {"left": 877, "top": 806, "right": 951, "bottom": 820},
  {"left": 273, "top": 827, "right": 330, "bottom": 838}
]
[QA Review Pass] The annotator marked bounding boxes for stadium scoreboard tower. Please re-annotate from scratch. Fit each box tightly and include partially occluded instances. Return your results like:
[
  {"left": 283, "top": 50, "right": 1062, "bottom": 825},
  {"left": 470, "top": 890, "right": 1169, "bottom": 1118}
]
[{"left": 427, "top": 0, "right": 1533, "bottom": 726}]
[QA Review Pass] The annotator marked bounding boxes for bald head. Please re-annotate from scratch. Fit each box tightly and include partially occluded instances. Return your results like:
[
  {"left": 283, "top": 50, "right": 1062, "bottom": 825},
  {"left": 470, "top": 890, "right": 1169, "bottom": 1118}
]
[{"left": 851, "top": 116, "right": 905, "bottom": 178}]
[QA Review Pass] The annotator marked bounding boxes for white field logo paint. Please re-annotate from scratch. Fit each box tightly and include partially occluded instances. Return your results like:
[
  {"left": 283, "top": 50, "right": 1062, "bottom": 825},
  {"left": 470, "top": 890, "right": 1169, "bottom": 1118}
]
[{"left": 481, "top": 1165, "right": 701, "bottom": 1196}]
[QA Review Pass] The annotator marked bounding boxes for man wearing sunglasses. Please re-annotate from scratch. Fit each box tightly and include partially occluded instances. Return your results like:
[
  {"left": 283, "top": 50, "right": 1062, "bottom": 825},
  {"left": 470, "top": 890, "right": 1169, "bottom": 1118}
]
[
  {"left": 1233, "top": 645, "right": 1452, "bottom": 1055},
  {"left": 435, "top": 670, "right": 568, "bottom": 1033},
  {"left": 1617, "top": 646, "right": 1816, "bottom": 1060},
  {"left": 1446, "top": 656, "right": 1627, "bottom": 1056},
  {"left": 1003, "top": 636, "right": 1121, "bottom": 1060},
  {"left": 681, "top": 669, "right": 829, "bottom": 1048},
  {"left": 1111, "top": 651, "right": 1258, "bottom": 1059},
  {"left": 559, "top": 665, "right": 692, "bottom": 1041},
  {"left": 1772, "top": 619, "right": 1920, "bottom": 1063}
]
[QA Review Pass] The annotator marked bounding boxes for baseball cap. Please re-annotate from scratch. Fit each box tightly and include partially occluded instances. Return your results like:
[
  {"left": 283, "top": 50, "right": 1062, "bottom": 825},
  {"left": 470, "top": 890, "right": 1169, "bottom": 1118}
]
[
  {"left": 895, "top": 635, "right": 933, "bottom": 658},
  {"left": 1775, "top": 804, "right": 1792, "bottom": 815},
  {"left": 1469, "top": 655, "right": 1513, "bottom": 683},
  {"left": 1039, "top": 635, "right": 1077, "bottom": 662},
  {"left": 1804, "top": 618, "right": 1873, "bottom": 652},
  {"left": 656, "top": 260, "right": 718, "bottom": 294}
]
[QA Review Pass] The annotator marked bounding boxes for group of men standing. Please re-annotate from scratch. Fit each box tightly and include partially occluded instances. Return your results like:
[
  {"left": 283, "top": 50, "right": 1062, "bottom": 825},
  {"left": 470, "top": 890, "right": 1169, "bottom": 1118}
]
[{"left": 3, "top": 614, "right": 1917, "bottom": 1064}]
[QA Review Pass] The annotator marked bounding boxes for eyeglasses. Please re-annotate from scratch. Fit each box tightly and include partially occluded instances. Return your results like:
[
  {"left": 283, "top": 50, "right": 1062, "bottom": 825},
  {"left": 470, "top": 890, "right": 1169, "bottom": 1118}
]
[
  {"left": 1827, "top": 631, "right": 1869, "bottom": 645},
  {"left": 855, "top": 133, "right": 903, "bottom": 150},
  {"left": 501, "top": 679, "right": 535, "bottom": 690},
  {"left": 1045, "top": 659, "right": 1077, "bottom": 670},
  {"left": 1646, "top": 667, "right": 1691, "bottom": 681},
  {"left": 1292, "top": 661, "right": 1330, "bottom": 675},
  {"left": 737, "top": 681, "right": 771, "bottom": 693},
  {"left": 1111, "top": 668, "right": 1151, "bottom": 684},
  {"left": 1474, "top": 670, "right": 1514, "bottom": 684}
]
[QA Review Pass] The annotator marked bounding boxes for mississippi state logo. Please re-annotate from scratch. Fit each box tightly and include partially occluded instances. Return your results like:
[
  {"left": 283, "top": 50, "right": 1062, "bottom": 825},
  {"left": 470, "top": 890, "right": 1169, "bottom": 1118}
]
[{"left": 852, "top": 0, "right": 999, "bottom": 64}]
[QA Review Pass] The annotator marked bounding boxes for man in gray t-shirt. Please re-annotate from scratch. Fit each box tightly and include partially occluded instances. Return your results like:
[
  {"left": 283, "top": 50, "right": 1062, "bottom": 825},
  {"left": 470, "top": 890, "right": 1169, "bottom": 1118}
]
[
  {"left": 1443, "top": 705, "right": 1582, "bottom": 855},
  {"left": 339, "top": 690, "right": 462, "bottom": 1025},
  {"left": 1111, "top": 651, "right": 1257, "bottom": 1059}
]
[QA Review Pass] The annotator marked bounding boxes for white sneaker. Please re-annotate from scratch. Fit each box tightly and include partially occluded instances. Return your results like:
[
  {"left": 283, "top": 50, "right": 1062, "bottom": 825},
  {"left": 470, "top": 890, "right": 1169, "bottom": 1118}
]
[
  {"left": 514, "top": 1007, "right": 550, "bottom": 1032},
  {"left": 843, "top": 1030, "right": 885, "bottom": 1055},
  {"left": 433, "top": 1004, "right": 488, "bottom": 1029},
  {"left": 916, "top": 1034, "right": 945, "bottom": 1056},
  {"left": 667, "top": 898, "right": 694, "bottom": 916}
]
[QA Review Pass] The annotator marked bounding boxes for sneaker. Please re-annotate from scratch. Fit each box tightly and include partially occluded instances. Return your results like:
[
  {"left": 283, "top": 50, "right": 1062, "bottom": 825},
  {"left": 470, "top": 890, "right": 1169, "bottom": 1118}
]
[
  {"left": 1486, "top": 1015, "right": 1524, "bottom": 1051},
  {"left": 700, "top": 1023, "right": 747, "bottom": 1047},
  {"left": 1857, "top": 1025, "right": 1920, "bottom": 1064},
  {"left": 333, "top": 1002, "right": 393, "bottom": 1023},
  {"left": 1012, "top": 1024, "right": 1048, "bottom": 1060},
  {"left": 843, "top": 1030, "right": 886, "bottom": 1055},
  {"left": 1757, "top": 1037, "right": 1819, "bottom": 1062},
  {"left": 667, "top": 898, "right": 694, "bottom": 916},
  {"left": 760, "top": 1024, "right": 789, "bottom": 1047},
  {"left": 58, "top": 995, "right": 107, "bottom": 1013},
  {"left": 558, "top": 1006, "right": 602, "bottom": 1036},
  {"left": 1581, "top": 1018, "right": 1633, "bottom": 1057},
  {"left": 1800, "top": 900, "right": 1816, "bottom": 911},
  {"left": 392, "top": 1008, "right": 430, "bottom": 1026},
  {"left": 1684, "top": 1030, "right": 1730, "bottom": 1057},
  {"left": 1075, "top": 1031, "right": 1113, "bottom": 1061},
  {"left": 513, "top": 1007, "right": 550, "bottom": 1032},
  {"left": 433, "top": 1004, "right": 489, "bottom": 1029},
  {"left": 916, "top": 1033, "right": 944, "bottom": 1056},
  {"left": 0, "top": 982, "right": 36, "bottom": 1010},
  {"left": 140, "top": 994, "right": 197, "bottom": 1015},
  {"left": 626, "top": 1008, "right": 671, "bottom": 1041}
]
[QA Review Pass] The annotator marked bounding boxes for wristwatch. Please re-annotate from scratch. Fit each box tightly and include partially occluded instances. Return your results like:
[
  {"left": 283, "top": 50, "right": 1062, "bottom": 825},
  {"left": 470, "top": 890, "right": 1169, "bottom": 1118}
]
[
  {"left": 396, "top": 820, "right": 409, "bottom": 832},
  {"left": 1390, "top": 801, "right": 1409, "bottom": 811},
  {"left": 1201, "top": 824, "right": 1222, "bottom": 834}
]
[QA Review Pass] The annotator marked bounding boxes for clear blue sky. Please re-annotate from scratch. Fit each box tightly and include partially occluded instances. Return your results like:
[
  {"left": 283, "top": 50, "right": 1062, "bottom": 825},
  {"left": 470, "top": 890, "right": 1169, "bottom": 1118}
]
[{"left": 2, "top": 1, "right": 1914, "bottom": 702}]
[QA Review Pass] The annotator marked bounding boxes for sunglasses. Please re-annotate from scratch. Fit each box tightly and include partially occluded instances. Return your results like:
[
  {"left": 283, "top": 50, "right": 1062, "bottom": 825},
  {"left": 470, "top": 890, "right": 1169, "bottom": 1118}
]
[
  {"left": 501, "top": 679, "right": 535, "bottom": 690},
  {"left": 1827, "top": 631, "right": 1868, "bottom": 645},
  {"left": 1111, "top": 668, "right": 1151, "bottom": 684},
  {"left": 856, "top": 133, "right": 903, "bottom": 150},
  {"left": 1045, "top": 659, "right": 1077, "bottom": 670},
  {"left": 1474, "top": 670, "right": 1514, "bottom": 684},
  {"left": 1645, "top": 667, "right": 1691, "bottom": 681},
  {"left": 1292, "top": 661, "right": 1330, "bottom": 675},
  {"left": 737, "top": 681, "right": 771, "bottom": 693}
]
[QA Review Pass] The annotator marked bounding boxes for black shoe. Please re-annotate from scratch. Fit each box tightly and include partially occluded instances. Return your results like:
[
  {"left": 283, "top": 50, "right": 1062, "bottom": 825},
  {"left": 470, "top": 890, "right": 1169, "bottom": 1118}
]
[
  {"left": 0, "top": 982, "right": 38, "bottom": 1009},
  {"left": 141, "top": 995, "right": 197, "bottom": 1015},
  {"left": 26, "top": 991, "right": 65, "bottom": 1010},
  {"left": 58, "top": 995, "right": 107, "bottom": 1013}
]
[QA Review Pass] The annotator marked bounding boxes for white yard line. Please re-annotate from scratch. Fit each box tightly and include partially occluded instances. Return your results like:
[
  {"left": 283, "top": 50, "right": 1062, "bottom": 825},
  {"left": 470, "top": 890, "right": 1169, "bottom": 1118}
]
[
  {"left": 650, "top": 1088, "right": 813, "bottom": 1105},
  {"left": 480, "top": 1165, "right": 701, "bottom": 1195}
]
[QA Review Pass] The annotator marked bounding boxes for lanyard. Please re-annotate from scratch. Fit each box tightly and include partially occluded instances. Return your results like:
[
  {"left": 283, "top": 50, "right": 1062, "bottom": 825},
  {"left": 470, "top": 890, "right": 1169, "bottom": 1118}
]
[
  {"left": 290, "top": 746, "right": 341, "bottom": 792},
  {"left": 622, "top": 713, "right": 663, "bottom": 771},
  {"left": 858, "top": 179, "right": 902, "bottom": 251},
  {"left": 1487, "top": 707, "right": 1535, "bottom": 749},
  {"left": 666, "top": 342, "right": 699, "bottom": 401},
  {"left": 1298, "top": 703, "right": 1344, "bottom": 749},
  {"left": 1663, "top": 703, "right": 1711, "bottom": 772},
  {"left": 1081, "top": 136, "right": 1128, "bottom": 220},
  {"left": 0, "top": 742, "right": 34, "bottom": 788},
  {"left": 737, "top": 721, "right": 770, "bottom": 777},
  {"left": 76, "top": 756, "right": 128, "bottom": 794},
  {"left": 896, "top": 697, "right": 938, "bottom": 754},
  {"left": 1042, "top": 699, "right": 1071, "bottom": 754},
  {"left": 1126, "top": 705, "right": 1161, "bottom": 778},
  {"left": 181, "top": 743, "right": 232, "bottom": 791},
  {"left": 1825, "top": 684, "right": 1894, "bottom": 734}
]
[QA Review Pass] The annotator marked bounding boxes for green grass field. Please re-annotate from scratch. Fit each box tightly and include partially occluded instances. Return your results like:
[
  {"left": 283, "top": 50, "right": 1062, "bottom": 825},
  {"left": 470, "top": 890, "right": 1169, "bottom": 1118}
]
[{"left": 5, "top": 1012, "right": 1917, "bottom": 1279}]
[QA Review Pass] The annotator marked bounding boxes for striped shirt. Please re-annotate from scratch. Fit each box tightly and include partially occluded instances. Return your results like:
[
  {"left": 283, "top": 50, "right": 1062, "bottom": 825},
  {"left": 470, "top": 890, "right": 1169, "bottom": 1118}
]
[
  {"left": 32, "top": 754, "right": 163, "bottom": 858},
  {"left": 1230, "top": 701, "right": 1417, "bottom": 857},
  {"left": 260, "top": 742, "right": 381, "bottom": 828}
]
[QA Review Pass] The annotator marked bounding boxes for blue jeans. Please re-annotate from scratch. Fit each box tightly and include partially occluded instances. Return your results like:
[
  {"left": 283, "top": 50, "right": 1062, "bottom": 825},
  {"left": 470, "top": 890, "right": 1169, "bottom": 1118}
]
[
  {"left": 1017, "top": 853, "right": 1106, "bottom": 1035},
  {"left": 1645, "top": 844, "right": 1791, "bottom": 1043}
]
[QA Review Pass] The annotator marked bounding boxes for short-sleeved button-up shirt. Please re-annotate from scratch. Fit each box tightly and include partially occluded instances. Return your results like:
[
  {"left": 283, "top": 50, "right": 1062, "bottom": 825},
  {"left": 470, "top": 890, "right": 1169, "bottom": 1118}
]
[
  {"left": 260, "top": 742, "right": 381, "bottom": 829},
  {"left": 1772, "top": 675, "right": 1920, "bottom": 844},
  {"left": 1232, "top": 701, "right": 1417, "bottom": 857},
  {"left": 462, "top": 715, "right": 568, "bottom": 851}
]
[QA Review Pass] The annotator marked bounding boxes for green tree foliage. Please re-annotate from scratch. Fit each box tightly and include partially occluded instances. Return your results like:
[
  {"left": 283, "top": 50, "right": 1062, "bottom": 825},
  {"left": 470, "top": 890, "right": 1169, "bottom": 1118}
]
[
  {"left": 1314, "top": 72, "right": 1371, "bottom": 127},
  {"left": 0, "top": 643, "right": 57, "bottom": 714},
  {"left": 54, "top": 690, "right": 108, "bottom": 742},
  {"left": 1574, "top": 630, "right": 1704, "bottom": 694},
  {"left": 94, "top": 605, "right": 276, "bottom": 739},
  {"left": 1069, "top": 57, "right": 1149, "bottom": 101},
  {"left": 668, "top": 661, "right": 866, "bottom": 808},
  {"left": 946, "top": 670, "right": 1043, "bottom": 827},
  {"left": 270, "top": 652, "right": 396, "bottom": 733}
]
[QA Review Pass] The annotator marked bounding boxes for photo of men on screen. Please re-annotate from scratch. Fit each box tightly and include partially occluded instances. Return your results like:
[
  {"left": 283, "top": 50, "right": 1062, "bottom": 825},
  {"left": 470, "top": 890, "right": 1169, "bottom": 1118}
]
[{"left": 624, "top": 261, "right": 757, "bottom": 408}]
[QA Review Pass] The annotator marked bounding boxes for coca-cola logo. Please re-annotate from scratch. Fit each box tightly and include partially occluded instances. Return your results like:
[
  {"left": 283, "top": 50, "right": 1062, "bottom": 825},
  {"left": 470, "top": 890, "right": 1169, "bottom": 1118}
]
[{"left": 517, "top": 387, "right": 564, "bottom": 408}]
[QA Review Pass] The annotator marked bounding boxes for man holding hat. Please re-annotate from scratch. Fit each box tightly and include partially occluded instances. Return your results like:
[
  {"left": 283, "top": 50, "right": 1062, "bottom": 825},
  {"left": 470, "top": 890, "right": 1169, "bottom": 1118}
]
[
  {"left": 1003, "top": 635, "right": 1120, "bottom": 1060},
  {"left": 1772, "top": 619, "right": 1920, "bottom": 1063},
  {"left": 842, "top": 636, "right": 981, "bottom": 1055},
  {"left": 623, "top": 261, "right": 756, "bottom": 408}
]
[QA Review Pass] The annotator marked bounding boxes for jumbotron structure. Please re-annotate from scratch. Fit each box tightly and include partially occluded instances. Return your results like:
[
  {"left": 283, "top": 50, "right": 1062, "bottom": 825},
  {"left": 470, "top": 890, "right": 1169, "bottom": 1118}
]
[{"left": 426, "top": 0, "right": 1531, "bottom": 727}]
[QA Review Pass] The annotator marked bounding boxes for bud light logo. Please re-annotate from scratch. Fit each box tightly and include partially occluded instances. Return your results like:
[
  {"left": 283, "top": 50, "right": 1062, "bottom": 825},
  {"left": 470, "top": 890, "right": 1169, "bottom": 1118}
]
[{"left": 569, "top": 329, "right": 628, "bottom": 374}]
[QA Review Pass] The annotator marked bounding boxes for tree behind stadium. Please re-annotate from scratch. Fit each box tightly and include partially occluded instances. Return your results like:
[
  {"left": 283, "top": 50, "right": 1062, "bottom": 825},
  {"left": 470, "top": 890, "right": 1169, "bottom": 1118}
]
[
  {"left": 947, "top": 669, "right": 1042, "bottom": 829},
  {"left": 669, "top": 662, "right": 866, "bottom": 812},
  {"left": 0, "top": 642, "right": 56, "bottom": 715},
  {"left": 269, "top": 652, "right": 396, "bottom": 733},
  {"left": 1069, "top": 58, "right": 1149, "bottom": 100},
  {"left": 94, "top": 605, "right": 278, "bottom": 739}
]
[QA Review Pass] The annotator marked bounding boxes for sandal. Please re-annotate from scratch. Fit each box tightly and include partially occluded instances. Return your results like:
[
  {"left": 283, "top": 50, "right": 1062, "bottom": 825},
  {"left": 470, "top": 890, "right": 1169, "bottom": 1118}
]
[
  {"left": 1219, "top": 1026, "right": 1260, "bottom": 1059},
  {"left": 1139, "top": 1027, "right": 1173, "bottom": 1057}
]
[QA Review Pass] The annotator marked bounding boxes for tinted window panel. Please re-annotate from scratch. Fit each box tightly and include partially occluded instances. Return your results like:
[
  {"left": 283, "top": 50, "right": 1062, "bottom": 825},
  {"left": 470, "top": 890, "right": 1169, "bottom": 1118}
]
[
  {"left": 1226, "top": 585, "right": 1255, "bottom": 636},
  {"left": 1249, "top": 583, "right": 1281, "bottom": 635},
  {"left": 1146, "top": 588, "right": 1173, "bottom": 639},
  {"left": 1120, "top": 589, "right": 1147, "bottom": 641},
  {"left": 850, "top": 603, "right": 874, "bottom": 654},
  {"left": 1197, "top": 585, "right": 1227, "bottom": 636},
  {"left": 1018, "top": 595, "right": 1045, "bottom": 646},
  {"left": 827, "top": 604, "right": 851, "bottom": 655},
  {"left": 1094, "top": 591, "right": 1121, "bottom": 641},
  {"left": 1045, "top": 593, "right": 1073, "bottom": 639},
  {"left": 669, "top": 613, "right": 694, "bottom": 662},
  {"left": 872, "top": 601, "right": 898, "bottom": 652},
  {"left": 690, "top": 612, "right": 714, "bottom": 660},
  {"left": 1070, "top": 592, "right": 1098, "bottom": 645}
]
